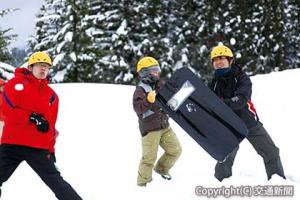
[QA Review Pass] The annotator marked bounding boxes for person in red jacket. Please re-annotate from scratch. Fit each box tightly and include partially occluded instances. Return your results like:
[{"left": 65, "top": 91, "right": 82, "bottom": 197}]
[
  {"left": 0, "top": 52, "right": 82, "bottom": 199},
  {"left": 0, "top": 79, "right": 5, "bottom": 138}
]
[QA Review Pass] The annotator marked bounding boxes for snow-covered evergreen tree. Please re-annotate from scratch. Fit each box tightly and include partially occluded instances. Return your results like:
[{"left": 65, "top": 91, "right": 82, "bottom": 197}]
[
  {"left": 0, "top": 62, "right": 15, "bottom": 80},
  {"left": 192, "top": 0, "right": 288, "bottom": 75},
  {"left": 29, "top": 0, "right": 300, "bottom": 83},
  {"left": 10, "top": 47, "right": 27, "bottom": 67},
  {"left": 0, "top": 9, "right": 17, "bottom": 64},
  {"left": 0, "top": 9, "right": 17, "bottom": 79},
  {"left": 28, "top": 0, "right": 67, "bottom": 80},
  {"left": 250, "top": 0, "right": 286, "bottom": 73},
  {"left": 125, "top": 0, "right": 172, "bottom": 82},
  {"left": 283, "top": 0, "right": 300, "bottom": 69},
  {"left": 28, "top": 0, "right": 64, "bottom": 53},
  {"left": 169, "top": 1, "right": 212, "bottom": 80},
  {"left": 84, "top": 0, "right": 125, "bottom": 83},
  {"left": 90, "top": 0, "right": 172, "bottom": 84},
  {"left": 30, "top": 0, "right": 97, "bottom": 82},
  {"left": 0, "top": 29, "right": 13, "bottom": 63}
]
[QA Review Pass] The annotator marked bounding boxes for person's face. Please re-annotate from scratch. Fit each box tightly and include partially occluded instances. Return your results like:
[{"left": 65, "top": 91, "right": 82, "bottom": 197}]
[
  {"left": 212, "top": 56, "right": 232, "bottom": 69},
  {"left": 29, "top": 63, "right": 51, "bottom": 80},
  {"left": 150, "top": 70, "right": 160, "bottom": 79}
]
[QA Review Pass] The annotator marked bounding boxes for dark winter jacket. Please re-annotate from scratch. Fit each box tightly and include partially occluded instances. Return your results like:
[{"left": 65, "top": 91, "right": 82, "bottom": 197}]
[
  {"left": 133, "top": 80, "right": 169, "bottom": 136},
  {"left": 209, "top": 65, "right": 259, "bottom": 129}
]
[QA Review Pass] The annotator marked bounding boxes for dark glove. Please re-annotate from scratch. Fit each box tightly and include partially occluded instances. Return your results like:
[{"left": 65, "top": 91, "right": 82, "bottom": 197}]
[
  {"left": 224, "top": 96, "right": 239, "bottom": 105},
  {"left": 29, "top": 113, "right": 49, "bottom": 133}
]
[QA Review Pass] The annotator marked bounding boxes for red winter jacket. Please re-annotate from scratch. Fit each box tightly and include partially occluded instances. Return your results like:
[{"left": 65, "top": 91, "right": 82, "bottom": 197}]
[
  {"left": 49, "top": 128, "right": 59, "bottom": 153},
  {"left": 0, "top": 79, "right": 5, "bottom": 121},
  {"left": 0, "top": 93, "right": 5, "bottom": 121},
  {"left": 0, "top": 91, "right": 5, "bottom": 121},
  {"left": 1, "top": 68, "right": 59, "bottom": 151}
]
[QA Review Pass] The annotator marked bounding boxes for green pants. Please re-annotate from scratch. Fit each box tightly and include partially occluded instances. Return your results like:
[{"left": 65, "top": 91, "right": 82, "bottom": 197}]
[{"left": 137, "top": 127, "right": 182, "bottom": 185}]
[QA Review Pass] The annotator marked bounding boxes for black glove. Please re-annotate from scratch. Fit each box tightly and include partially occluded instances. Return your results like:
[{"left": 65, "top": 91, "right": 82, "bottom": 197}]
[
  {"left": 29, "top": 113, "right": 49, "bottom": 133},
  {"left": 224, "top": 96, "right": 239, "bottom": 105}
]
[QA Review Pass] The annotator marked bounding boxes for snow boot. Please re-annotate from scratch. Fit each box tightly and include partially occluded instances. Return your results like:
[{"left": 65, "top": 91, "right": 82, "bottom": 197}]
[
  {"left": 214, "top": 147, "right": 238, "bottom": 182},
  {"left": 214, "top": 162, "right": 232, "bottom": 182},
  {"left": 161, "top": 174, "right": 172, "bottom": 180},
  {"left": 137, "top": 183, "right": 147, "bottom": 187},
  {"left": 154, "top": 166, "right": 172, "bottom": 180}
]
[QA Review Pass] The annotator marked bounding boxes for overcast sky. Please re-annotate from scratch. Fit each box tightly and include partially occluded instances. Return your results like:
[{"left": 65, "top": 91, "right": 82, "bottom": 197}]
[{"left": 0, "top": 0, "right": 44, "bottom": 49}]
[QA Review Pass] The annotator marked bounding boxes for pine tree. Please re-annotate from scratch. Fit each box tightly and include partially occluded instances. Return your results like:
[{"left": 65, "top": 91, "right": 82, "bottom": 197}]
[
  {"left": 253, "top": 0, "right": 286, "bottom": 73},
  {"left": 10, "top": 47, "right": 27, "bottom": 66},
  {"left": 131, "top": 0, "right": 173, "bottom": 80},
  {"left": 85, "top": 0, "right": 125, "bottom": 83},
  {"left": 283, "top": 0, "right": 300, "bottom": 69},
  {"left": 169, "top": 0, "right": 212, "bottom": 80},
  {"left": 30, "top": 0, "right": 98, "bottom": 82},
  {"left": 28, "top": 0, "right": 63, "bottom": 53},
  {"left": 28, "top": 0, "right": 68, "bottom": 80},
  {"left": 29, "top": 0, "right": 299, "bottom": 83},
  {"left": 0, "top": 29, "right": 13, "bottom": 63},
  {"left": 0, "top": 9, "right": 17, "bottom": 63},
  {"left": 90, "top": 0, "right": 172, "bottom": 84},
  {"left": 193, "top": 0, "right": 288, "bottom": 75},
  {"left": 0, "top": 9, "right": 17, "bottom": 80}
]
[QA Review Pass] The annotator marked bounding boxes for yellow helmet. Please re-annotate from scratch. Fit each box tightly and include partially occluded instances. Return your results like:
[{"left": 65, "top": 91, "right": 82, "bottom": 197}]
[
  {"left": 136, "top": 56, "right": 159, "bottom": 72},
  {"left": 28, "top": 51, "right": 52, "bottom": 66},
  {"left": 210, "top": 44, "right": 233, "bottom": 60}
]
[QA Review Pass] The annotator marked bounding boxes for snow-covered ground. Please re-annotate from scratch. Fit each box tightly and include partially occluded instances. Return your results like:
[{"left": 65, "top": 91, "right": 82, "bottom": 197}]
[{"left": 1, "top": 68, "right": 299, "bottom": 199}]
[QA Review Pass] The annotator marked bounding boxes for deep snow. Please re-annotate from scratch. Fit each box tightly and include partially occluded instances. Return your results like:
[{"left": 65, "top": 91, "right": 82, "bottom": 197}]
[{"left": 1, "top": 68, "right": 299, "bottom": 199}]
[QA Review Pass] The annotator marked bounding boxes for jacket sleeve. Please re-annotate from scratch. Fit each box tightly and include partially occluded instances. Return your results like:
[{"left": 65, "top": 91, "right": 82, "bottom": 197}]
[
  {"left": 49, "top": 128, "right": 59, "bottom": 153},
  {"left": 50, "top": 91, "right": 59, "bottom": 125},
  {"left": 224, "top": 72, "right": 252, "bottom": 111},
  {"left": 2, "top": 78, "right": 31, "bottom": 122},
  {"left": 48, "top": 91, "right": 59, "bottom": 153},
  {"left": 133, "top": 87, "right": 153, "bottom": 115},
  {"left": 0, "top": 91, "right": 5, "bottom": 121}
]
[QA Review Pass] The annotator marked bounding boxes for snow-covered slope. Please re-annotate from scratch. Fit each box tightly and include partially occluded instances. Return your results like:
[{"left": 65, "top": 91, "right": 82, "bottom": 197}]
[{"left": 1, "top": 69, "right": 299, "bottom": 200}]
